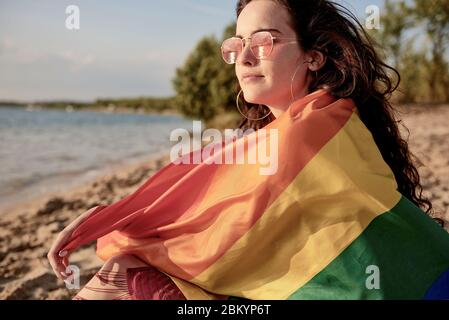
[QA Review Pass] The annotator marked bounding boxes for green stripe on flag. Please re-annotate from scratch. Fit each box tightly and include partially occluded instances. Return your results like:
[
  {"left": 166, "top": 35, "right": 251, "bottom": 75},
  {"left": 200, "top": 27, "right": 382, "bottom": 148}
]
[{"left": 289, "top": 195, "right": 449, "bottom": 299}]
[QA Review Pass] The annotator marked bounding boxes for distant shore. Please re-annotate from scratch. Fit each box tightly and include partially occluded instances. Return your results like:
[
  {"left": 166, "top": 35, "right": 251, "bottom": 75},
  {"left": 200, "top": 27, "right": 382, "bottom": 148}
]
[{"left": 0, "top": 99, "right": 181, "bottom": 116}]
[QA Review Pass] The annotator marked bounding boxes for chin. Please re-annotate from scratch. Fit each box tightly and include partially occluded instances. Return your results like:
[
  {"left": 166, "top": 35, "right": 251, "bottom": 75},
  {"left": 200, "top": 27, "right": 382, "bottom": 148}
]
[{"left": 242, "top": 88, "right": 268, "bottom": 105}]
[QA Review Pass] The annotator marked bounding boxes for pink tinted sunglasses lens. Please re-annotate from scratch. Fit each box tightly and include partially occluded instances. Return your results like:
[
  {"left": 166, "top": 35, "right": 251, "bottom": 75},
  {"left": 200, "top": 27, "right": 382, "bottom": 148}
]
[
  {"left": 251, "top": 32, "right": 272, "bottom": 58},
  {"left": 221, "top": 32, "right": 274, "bottom": 64},
  {"left": 222, "top": 38, "right": 242, "bottom": 64}
]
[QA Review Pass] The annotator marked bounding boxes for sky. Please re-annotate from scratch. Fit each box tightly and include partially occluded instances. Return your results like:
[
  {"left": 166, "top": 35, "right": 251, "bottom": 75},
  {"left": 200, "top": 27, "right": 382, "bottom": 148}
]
[{"left": 0, "top": 0, "right": 384, "bottom": 102}]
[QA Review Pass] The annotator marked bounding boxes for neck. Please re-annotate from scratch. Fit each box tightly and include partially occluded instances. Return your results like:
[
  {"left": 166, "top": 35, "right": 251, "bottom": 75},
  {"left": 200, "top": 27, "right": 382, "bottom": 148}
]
[
  {"left": 267, "top": 87, "right": 310, "bottom": 119},
  {"left": 265, "top": 106, "right": 283, "bottom": 119}
]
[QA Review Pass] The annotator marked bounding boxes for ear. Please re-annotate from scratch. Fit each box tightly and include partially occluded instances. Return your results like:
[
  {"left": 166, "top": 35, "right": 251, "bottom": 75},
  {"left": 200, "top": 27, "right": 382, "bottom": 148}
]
[{"left": 305, "top": 50, "right": 326, "bottom": 71}]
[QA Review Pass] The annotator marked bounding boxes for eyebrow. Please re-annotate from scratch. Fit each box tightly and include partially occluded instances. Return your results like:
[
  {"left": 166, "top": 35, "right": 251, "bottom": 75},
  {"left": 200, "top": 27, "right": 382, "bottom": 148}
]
[{"left": 235, "top": 28, "right": 282, "bottom": 38}]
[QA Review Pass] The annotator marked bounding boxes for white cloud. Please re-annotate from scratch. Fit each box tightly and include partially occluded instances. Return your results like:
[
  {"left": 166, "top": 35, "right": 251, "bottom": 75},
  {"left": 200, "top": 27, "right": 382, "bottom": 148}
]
[
  {"left": 1, "top": 36, "right": 14, "bottom": 51},
  {"left": 0, "top": 37, "right": 44, "bottom": 64},
  {"left": 0, "top": 37, "right": 96, "bottom": 71},
  {"left": 58, "top": 51, "right": 96, "bottom": 72}
]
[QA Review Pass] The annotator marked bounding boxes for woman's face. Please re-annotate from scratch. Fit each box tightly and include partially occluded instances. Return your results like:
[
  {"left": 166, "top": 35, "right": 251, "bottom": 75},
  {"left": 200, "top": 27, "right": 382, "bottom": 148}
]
[{"left": 235, "top": 0, "right": 312, "bottom": 117}]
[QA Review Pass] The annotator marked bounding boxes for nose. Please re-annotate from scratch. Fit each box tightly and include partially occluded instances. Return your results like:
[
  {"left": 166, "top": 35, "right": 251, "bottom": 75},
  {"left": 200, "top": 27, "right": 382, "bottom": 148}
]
[{"left": 236, "top": 40, "right": 257, "bottom": 66}]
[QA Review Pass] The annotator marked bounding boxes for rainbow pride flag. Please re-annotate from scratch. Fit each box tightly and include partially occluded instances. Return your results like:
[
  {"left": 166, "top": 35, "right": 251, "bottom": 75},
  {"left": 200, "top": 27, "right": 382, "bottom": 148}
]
[{"left": 62, "top": 89, "right": 449, "bottom": 299}]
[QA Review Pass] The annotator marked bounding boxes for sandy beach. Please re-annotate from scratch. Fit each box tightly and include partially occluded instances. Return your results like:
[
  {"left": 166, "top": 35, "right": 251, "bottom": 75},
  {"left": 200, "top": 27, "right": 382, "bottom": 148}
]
[
  {"left": 0, "top": 106, "right": 448, "bottom": 300},
  {"left": 397, "top": 104, "right": 449, "bottom": 225}
]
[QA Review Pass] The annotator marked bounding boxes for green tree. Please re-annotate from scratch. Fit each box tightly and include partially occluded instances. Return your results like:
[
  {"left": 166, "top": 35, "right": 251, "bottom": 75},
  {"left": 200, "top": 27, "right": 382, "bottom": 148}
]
[
  {"left": 413, "top": 0, "right": 449, "bottom": 102},
  {"left": 372, "top": 0, "right": 414, "bottom": 69},
  {"left": 396, "top": 41, "right": 431, "bottom": 103},
  {"left": 172, "top": 22, "right": 238, "bottom": 123},
  {"left": 209, "top": 23, "right": 238, "bottom": 114},
  {"left": 172, "top": 35, "right": 221, "bottom": 121},
  {"left": 371, "top": 0, "right": 449, "bottom": 103}
]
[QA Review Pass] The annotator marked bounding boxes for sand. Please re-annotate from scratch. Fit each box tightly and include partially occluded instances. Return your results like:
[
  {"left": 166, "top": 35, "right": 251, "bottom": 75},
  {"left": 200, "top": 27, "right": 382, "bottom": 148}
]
[
  {"left": 0, "top": 105, "right": 448, "bottom": 300},
  {"left": 397, "top": 105, "right": 449, "bottom": 225}
]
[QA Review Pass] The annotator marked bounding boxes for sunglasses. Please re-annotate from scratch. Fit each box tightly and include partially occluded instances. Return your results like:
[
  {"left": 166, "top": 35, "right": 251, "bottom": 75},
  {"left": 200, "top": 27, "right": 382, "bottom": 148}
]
[{"left": 221, "top": 31, "right": 298, "bottom": 64}]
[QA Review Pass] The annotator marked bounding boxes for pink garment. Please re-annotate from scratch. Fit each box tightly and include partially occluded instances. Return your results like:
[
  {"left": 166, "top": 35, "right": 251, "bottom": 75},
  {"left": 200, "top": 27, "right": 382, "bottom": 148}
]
[
  {"left": 127, "top": 266, "right": 186, "bottom": 300},
  {"left": 72, "top": 265, "right": 186, "bottom": 300}
]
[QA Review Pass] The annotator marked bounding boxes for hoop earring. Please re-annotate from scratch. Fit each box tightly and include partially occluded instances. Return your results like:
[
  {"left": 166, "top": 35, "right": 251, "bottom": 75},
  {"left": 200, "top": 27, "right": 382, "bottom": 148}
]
[
  {"left": 290, "top": 62, "right": 319, "bottom": 103},
  {"left": 236, "top": 89, "right": 272, "bottom": 121},
  {"left": 290, "top": 64, "right": 303, "bottom": 104}
]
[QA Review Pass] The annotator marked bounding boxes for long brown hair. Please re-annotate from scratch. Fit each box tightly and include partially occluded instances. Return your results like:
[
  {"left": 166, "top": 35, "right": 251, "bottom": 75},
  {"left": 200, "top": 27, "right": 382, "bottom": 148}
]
[{"left": 236, "top": 0, "right": 439, "bottom": 221}]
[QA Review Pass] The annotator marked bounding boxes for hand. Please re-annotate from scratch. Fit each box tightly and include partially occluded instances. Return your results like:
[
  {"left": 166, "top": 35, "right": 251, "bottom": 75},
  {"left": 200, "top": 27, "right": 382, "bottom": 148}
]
[{"left": 47, "top": 205, "right": 100, "bottom": 281}]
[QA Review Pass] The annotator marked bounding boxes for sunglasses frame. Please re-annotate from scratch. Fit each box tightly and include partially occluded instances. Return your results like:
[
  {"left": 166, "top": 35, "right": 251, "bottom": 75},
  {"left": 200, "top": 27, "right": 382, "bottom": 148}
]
[{"left": 221, "top": 31, "right": 298, "bottom": 64}]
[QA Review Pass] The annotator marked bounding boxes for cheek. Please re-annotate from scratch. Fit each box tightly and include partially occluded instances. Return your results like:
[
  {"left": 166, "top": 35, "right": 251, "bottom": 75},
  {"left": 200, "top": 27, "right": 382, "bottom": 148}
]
[
  {"left": 269, "top": 54, "right": 301, "bottom": 87},
  {"left": 267, "top": 49, "right": 301, "bottom": 83}
]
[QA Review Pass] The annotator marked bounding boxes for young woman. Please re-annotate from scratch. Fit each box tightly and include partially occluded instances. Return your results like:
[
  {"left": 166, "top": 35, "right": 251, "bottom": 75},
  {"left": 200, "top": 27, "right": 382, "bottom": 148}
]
[
  {"left": 48, "top": 0, "right": 449, "bottom": 300},
  {"left": 232, "top": 0, "right": 433, "bottom": 218}
]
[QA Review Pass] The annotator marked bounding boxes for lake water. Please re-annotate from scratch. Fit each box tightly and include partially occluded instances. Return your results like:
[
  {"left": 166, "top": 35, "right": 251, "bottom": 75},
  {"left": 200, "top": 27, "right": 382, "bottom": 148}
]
[{"left": 0, "top": 106, "right": 194, "bottom": 213}]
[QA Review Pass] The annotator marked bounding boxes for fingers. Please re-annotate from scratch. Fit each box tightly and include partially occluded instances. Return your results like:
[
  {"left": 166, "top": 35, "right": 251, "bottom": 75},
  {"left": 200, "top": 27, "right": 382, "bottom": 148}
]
[
  {"left": 47, "top": 251, "right": 66, "bottom": 281},
  {"left": 47, "top": 249, "right": 69, "bottom": 281},
  {"left": 47, "top": 231, "right": 73, "bottom": 281},
  {"left": 62, "top": 254, "right": 70, "bottom": 269}
]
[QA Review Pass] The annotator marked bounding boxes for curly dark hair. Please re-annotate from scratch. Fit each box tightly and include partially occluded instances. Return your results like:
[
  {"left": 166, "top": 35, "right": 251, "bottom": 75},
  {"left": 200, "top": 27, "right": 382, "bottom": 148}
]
[{"left": 235, "top": 0, "right": 440, "bottom": 223}]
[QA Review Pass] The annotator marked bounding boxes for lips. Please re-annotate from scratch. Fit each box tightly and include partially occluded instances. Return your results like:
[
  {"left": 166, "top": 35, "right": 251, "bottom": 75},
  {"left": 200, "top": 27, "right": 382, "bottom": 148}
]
[{"left": 241, "top": 73, "right": 264, "bottom": 81}]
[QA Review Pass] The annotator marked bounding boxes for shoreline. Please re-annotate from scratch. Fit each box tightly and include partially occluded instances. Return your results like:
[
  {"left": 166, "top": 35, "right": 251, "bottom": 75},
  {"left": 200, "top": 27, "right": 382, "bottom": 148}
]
[
  {"left": 0, "top": 149, "right": 173, "bottom": 220},
  {"left": 1, "top": 104, "right": 182, "bottom": 117}
]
